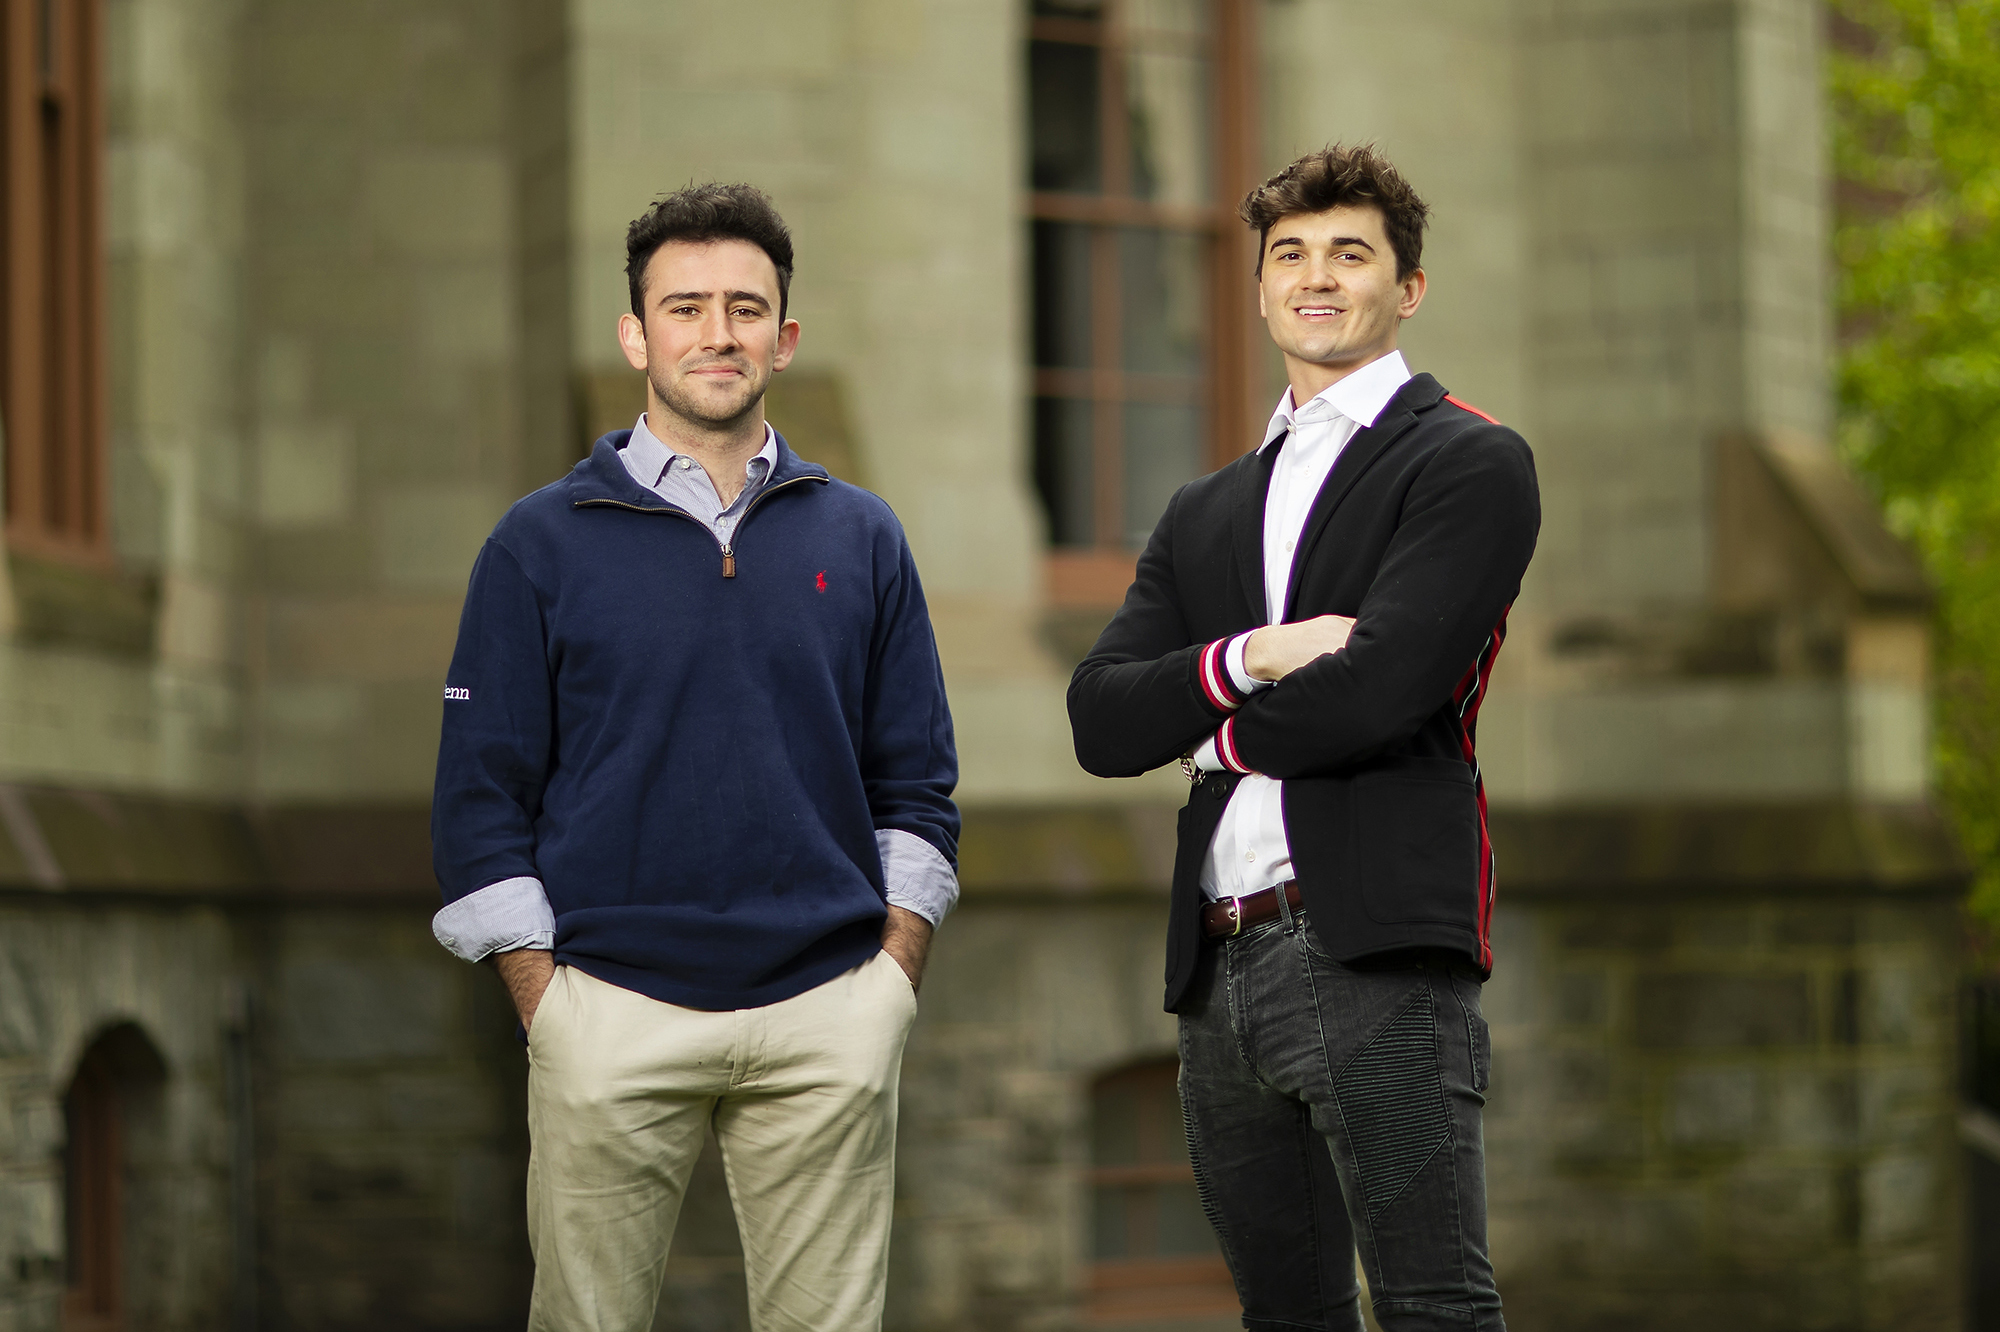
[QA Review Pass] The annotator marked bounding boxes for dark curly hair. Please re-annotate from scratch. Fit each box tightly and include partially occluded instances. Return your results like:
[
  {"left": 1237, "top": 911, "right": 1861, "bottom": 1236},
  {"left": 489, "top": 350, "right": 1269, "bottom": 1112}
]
[
  {"left": 1240, "top": 145, "right": 1430, "bottom": 281},
  {"left": 626, "top": 183, "right": 795, "bottom": 320}
]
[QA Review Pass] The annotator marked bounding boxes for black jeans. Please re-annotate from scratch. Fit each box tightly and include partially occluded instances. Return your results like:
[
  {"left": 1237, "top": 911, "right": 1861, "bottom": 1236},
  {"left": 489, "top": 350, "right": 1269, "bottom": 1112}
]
[{"left": 1177, "top": 901, "right": 1504, "bottom": 1332}]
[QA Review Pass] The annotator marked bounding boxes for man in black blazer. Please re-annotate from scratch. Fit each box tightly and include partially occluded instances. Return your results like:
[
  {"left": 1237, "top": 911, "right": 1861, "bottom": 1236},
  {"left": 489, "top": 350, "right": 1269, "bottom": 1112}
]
[{"left": 1068, "top": 146, "right": 1538, "bottom": 1332}]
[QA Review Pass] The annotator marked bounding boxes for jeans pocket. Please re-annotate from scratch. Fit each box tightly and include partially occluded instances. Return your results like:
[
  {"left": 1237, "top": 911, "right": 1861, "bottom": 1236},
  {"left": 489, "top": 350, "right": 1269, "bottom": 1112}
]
[{"left": 1293, "top": 909, "right": 1337, "bottom": 965}]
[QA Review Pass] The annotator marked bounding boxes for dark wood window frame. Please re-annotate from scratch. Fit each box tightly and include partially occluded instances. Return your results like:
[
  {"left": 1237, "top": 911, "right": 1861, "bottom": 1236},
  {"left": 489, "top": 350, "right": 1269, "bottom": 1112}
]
[
  {"left": 2, "top": 0, "right": 110, "bottom": 566},
  {"left": 1029, "top": 0, "right": 1258, "bottom": 608},
  {"left": 1086, "top": 1057, "right": 1237, "bottom": 1323},
  {"left": 64, "top": 1040, "right": 123, "bottom": 1331}
]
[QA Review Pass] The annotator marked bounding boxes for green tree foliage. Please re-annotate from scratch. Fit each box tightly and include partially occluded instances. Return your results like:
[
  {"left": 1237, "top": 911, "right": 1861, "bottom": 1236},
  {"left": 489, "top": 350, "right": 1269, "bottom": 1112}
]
[{"left": 1829, "top": 0, "right": 2000, "bottom": 933}]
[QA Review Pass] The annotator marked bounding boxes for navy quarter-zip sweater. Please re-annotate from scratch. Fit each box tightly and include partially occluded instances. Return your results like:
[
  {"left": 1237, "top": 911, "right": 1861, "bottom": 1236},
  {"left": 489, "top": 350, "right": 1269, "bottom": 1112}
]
[{"left": 431, "top": 431, "right": 960, "bottom": 1011}]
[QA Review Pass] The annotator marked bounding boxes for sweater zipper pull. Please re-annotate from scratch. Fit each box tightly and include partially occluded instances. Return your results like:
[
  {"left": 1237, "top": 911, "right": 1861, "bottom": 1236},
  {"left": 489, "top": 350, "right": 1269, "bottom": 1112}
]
[{"left": 721, "top": 545, "right": 735, "bottom": 578}]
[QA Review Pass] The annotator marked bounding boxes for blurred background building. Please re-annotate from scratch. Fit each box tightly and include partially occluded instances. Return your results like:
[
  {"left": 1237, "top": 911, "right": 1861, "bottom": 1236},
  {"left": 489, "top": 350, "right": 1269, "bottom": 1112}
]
[{"left": 0, "top": 0, "right": 1981, "bottom": 1328}]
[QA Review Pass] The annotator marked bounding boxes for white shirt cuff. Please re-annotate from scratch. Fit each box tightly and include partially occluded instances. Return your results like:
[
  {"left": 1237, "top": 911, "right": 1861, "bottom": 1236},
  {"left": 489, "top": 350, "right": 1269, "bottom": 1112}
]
[
  {"left": 879, "top": 828, "right": 958, "bottom": 927},
  {"left": 432, "top": 876, "right": 556, "bottom": 962},
  {"left": 1225, "top": 632, "right": 1272, "bottom": 697},
  {"left": 1192, "top": 734, "right": 1222, "bottom": 773}
]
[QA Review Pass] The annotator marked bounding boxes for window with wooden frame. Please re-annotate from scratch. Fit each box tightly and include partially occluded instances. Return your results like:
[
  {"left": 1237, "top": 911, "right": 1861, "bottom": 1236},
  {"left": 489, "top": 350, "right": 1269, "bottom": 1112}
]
[
  {"left": 1086, "top": 1058, "right": 1237, "bottom": 1322},
  {"left": 1, "top": 0, "right": 108, "bottom": 563},
  {"left": 64, "top": 1038, "right": 123, "bottom": 1332},
  {"left": 1027, "top": 0, "right": 1255, "bottom": 608}
]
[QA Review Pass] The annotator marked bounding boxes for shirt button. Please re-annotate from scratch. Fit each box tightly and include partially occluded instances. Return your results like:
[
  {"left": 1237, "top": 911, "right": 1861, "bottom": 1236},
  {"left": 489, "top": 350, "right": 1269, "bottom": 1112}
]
[
  {"left": 1246, "top": 851, "right": 1257, "bottom": 863},
  {"left": 1286, "top": 540, "right": 1295, "bottom": 552},
  {"left": 679, "top": 459, "right": 694, "bottom": 470}
]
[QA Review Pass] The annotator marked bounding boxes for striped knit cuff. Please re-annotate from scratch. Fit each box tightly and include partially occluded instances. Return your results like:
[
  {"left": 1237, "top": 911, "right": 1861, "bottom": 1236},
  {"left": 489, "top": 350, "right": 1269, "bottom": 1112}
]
[
  {"left": 1197, "top": 637, "right": 1251, "bottom": 714},
  {"left": 1213, "top": 716, "right": 1256, "bottom": 774}
]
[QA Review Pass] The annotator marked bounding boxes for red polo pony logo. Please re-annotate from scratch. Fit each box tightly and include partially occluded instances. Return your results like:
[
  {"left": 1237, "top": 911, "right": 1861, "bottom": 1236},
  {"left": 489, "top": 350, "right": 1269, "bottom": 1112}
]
[{"left": 815, "top": 570, "right": 827, "bottom": 593}]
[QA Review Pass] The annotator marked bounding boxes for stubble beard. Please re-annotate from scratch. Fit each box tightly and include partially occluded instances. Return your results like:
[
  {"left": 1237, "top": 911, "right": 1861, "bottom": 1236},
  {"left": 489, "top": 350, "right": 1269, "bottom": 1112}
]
[{"left": 651, "top": 359, "right": 769, "bottom": 433}]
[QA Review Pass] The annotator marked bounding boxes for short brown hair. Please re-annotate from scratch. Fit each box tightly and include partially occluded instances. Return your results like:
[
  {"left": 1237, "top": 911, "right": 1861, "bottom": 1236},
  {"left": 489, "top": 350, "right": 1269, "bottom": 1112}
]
[
  {"left": 1239, "top": 145, "right": 1430, "bottom": 280},
  {"left": 626, "top": 183, "right": 795, "bottom": 321}
]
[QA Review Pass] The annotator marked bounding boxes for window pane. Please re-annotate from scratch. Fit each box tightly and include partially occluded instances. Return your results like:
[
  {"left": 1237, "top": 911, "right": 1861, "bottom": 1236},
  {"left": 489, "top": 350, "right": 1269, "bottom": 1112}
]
[
  {"left": 1032, "top": 221, "right": 1094, "bottom": 369},
  {"left": 1121, "top": 228, "right": 1205, "bottom": 377},
  {"left": 1091, "top": 1083, "right": 1140, "bottom": 1165},
  {"left": 1030, "top": 40, "right": 1101, "bottom": 192},
  {"left": 1126, "top": 48, "right": 1210, "bottom": 207},
  {"left": 1092, "top": 1185, "right": 1133, "bottom": 1259},
  {"left": 1154, "top": 1182, "right": 1218, "bottom": 1256},
  {"left": 1124, "top": 401, "right": 1201, "bottom": 546},
  {"left": 1035, "top": 397, "right": 1095, "bottom": 547}
]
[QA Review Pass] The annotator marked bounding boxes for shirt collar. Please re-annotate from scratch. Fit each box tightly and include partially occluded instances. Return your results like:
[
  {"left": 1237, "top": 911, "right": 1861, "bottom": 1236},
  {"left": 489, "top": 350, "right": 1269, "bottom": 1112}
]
[
  {"left": 1258, "top": 350, "right": 1413, "bottom": 452},
  {"left": 626, "top": 413, "right": 779, "bottom": 485}
]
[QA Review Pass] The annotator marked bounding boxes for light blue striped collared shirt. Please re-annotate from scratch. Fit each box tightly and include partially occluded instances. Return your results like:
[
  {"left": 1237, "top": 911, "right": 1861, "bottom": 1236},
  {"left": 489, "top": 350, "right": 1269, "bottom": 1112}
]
[{"left": 619, "top": 413, "right": 777, "bottom": 547}]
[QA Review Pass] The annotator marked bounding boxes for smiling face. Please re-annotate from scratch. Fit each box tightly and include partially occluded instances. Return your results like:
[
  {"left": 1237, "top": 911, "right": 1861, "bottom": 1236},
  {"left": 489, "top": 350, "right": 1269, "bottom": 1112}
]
[
  {"left": 617, "top": 238, "right": 800, "bottom": 431},
  {"left": 1257, "top": 204, "right": 1426, "bottom": 401}
]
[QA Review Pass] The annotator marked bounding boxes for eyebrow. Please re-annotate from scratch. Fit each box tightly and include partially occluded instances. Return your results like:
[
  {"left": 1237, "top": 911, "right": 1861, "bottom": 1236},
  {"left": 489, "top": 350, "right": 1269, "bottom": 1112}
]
[
  {"left": 1268, "top": 235, "right": 1377, "bottom": 254},
  {"left": 657, "top": 289, "right": 773, "bottom": 309}
]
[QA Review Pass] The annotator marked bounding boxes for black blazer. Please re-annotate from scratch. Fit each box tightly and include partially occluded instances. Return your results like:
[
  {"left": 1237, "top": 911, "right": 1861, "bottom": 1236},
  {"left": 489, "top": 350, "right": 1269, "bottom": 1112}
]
[{"left": 1067, "top": 373, "right": 1540, "bottom": 1011}]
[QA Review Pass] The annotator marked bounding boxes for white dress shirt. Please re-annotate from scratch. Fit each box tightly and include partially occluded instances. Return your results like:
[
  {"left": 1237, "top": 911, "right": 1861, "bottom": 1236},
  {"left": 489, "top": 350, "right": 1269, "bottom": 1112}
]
[{"left": 1192, "top": 351, "right": 1413, "bottom": 902}]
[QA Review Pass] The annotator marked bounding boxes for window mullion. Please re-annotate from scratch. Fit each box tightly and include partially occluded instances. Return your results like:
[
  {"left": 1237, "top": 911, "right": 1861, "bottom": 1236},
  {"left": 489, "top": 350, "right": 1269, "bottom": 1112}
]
[
  {"left": 3, "top": 0, "right": 49, "bottom": 545},
  {"left": 1090, "top": 224, "right": 1121, "bottom": 551}
]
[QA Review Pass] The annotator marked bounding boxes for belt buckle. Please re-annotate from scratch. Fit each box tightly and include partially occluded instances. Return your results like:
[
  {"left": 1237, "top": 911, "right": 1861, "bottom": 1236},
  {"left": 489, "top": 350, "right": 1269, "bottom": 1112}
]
[{"left": 1225, "top": 896, "right": 1243, "bottom": 937}]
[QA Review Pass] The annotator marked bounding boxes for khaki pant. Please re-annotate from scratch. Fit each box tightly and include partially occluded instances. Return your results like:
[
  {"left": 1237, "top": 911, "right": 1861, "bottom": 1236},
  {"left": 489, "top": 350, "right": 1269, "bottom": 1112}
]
[{"left": 525, "top": 950, "right": 918, "bottom": 1331}]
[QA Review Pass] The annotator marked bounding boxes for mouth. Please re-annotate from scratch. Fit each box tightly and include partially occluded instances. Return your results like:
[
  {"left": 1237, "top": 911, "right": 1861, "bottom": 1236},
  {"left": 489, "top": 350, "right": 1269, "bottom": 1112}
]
[{"left": 1294, "top": 306, "right": 1345, "bottom": 319}]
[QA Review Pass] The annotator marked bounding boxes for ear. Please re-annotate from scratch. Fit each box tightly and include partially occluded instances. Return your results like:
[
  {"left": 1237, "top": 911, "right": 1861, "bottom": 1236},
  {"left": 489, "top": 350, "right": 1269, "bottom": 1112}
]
[
  {"left": 617, "top": 312, "right": 648, "bottom": 371},
  {"left": 1397, "top": 268, "right": 1427, "bottom": 320},
  {"left": 771, "top": 317, "right": 802, "bottom": 373}
]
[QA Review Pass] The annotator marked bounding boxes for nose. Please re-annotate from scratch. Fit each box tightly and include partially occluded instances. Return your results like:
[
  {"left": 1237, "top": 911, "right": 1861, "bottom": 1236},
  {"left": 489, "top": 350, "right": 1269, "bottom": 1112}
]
[{"left": 698, "top": 306, "right": 738, "bottom": 352}]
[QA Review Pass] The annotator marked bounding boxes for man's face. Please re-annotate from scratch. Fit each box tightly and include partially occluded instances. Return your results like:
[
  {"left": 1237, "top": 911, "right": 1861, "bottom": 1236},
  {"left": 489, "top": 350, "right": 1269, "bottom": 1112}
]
[
  {"left": 617, "top": 239, "right": 800, "bottom": 429},
  {"left": 1257, "top": 204, "right": 1425, "bottom": 383}
]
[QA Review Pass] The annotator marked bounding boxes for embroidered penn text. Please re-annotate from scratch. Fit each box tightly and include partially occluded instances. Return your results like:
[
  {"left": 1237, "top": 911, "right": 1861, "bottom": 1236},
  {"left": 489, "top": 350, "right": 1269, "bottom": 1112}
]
[{"left": 443, "top": 686, "right": 471, "bottom": 701}]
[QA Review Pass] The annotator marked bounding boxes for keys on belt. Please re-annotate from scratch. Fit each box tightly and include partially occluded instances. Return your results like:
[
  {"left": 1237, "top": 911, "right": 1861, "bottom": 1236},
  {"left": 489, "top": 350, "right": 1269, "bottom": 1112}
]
[{"left": 1200, "top": 880, "right": 1303, "bottom": 940}]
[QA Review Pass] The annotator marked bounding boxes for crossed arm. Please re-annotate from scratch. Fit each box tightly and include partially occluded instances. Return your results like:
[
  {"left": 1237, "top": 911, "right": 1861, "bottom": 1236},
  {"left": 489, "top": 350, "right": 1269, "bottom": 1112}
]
[
  {"left": 1069, "top": 428, "right": 1539, "bottom": 781},
  {"left": 1243, "top": 616, "right": 1358, "bottom": 686}
]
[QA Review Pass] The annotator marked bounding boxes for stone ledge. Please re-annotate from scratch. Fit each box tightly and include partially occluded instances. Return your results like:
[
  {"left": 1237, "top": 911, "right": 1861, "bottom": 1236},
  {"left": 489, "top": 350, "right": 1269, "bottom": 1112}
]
[
  {"left": 1490, "top": 801, "right": 1968, "bottom": 900},
  {"left": 0, "top": 787, "right": 1969, "bottom": 903},
  {"left": 0, "top": 785, "right": 431, "bottom": 900}
]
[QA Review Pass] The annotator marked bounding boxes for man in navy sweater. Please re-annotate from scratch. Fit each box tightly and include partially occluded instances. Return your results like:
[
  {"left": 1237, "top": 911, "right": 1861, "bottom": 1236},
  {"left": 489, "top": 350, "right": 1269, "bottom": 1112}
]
[{"left": 430, "top": 183, "right": 959, "bottom": 1331}]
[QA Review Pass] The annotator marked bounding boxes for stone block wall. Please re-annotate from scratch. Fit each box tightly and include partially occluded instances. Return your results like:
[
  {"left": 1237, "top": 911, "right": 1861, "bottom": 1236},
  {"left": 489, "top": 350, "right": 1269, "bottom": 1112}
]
[
  {"left": 0, "top": 901, "right": 237, "bottom": 1331},
  {"left": 1, "top": 0, "right": 252, "bottom": 799},
  {"left": 1484, "top": 896, "right": 1963, "bottom": 1331},
  {"left": 240, "top": 0, "right": 529, "bottom": 804},
  {"left": 885, "top": 899, "right": 1183, "bottom": 1332},
  {"left": 0, "top": 893, "right": 533, "bottom": 1332},
  {"left": 248, "top": 905, "right": 530, "bottom": 1331}
]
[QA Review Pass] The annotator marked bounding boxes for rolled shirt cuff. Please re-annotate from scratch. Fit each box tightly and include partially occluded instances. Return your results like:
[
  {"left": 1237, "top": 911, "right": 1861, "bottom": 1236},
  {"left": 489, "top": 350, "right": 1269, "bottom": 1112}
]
[
  {"left": 432, "top": 875, "right": 556, "bottom": 962},
  {"left": 879, "top": 828, "right": 959, "bottom": 927},
  {"left": 1192, "top": 733, "right": 1222, "bottom": 773},
  {"left": 1224, "top": 631, "right": 1272, "bottom": 698}
]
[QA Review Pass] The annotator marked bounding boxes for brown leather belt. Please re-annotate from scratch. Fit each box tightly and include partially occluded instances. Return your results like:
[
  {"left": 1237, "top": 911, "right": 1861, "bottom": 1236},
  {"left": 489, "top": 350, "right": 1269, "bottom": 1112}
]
[{"left": 1201, "top": 880, "right": 1303, "bottom": 940}]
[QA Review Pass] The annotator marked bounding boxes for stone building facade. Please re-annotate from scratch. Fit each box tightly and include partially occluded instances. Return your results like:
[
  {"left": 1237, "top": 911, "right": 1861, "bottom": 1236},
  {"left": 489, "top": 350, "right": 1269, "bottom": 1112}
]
[{"left": 0, "top": 0, "right": 1968, "bottom": 1330}]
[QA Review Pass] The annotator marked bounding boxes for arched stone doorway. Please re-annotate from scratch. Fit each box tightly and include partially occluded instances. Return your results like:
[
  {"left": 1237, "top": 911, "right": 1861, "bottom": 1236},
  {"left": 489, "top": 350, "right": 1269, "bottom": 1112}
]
[{"left": 61, "top": 1022, "right": 167, "bottom": 1332}]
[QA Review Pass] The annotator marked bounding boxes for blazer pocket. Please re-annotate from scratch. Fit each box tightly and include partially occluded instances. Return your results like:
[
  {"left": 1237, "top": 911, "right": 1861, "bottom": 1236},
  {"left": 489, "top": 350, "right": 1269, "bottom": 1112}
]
[{"left": 1349, "top": 758, "right": 1480, "bottom": 926}]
